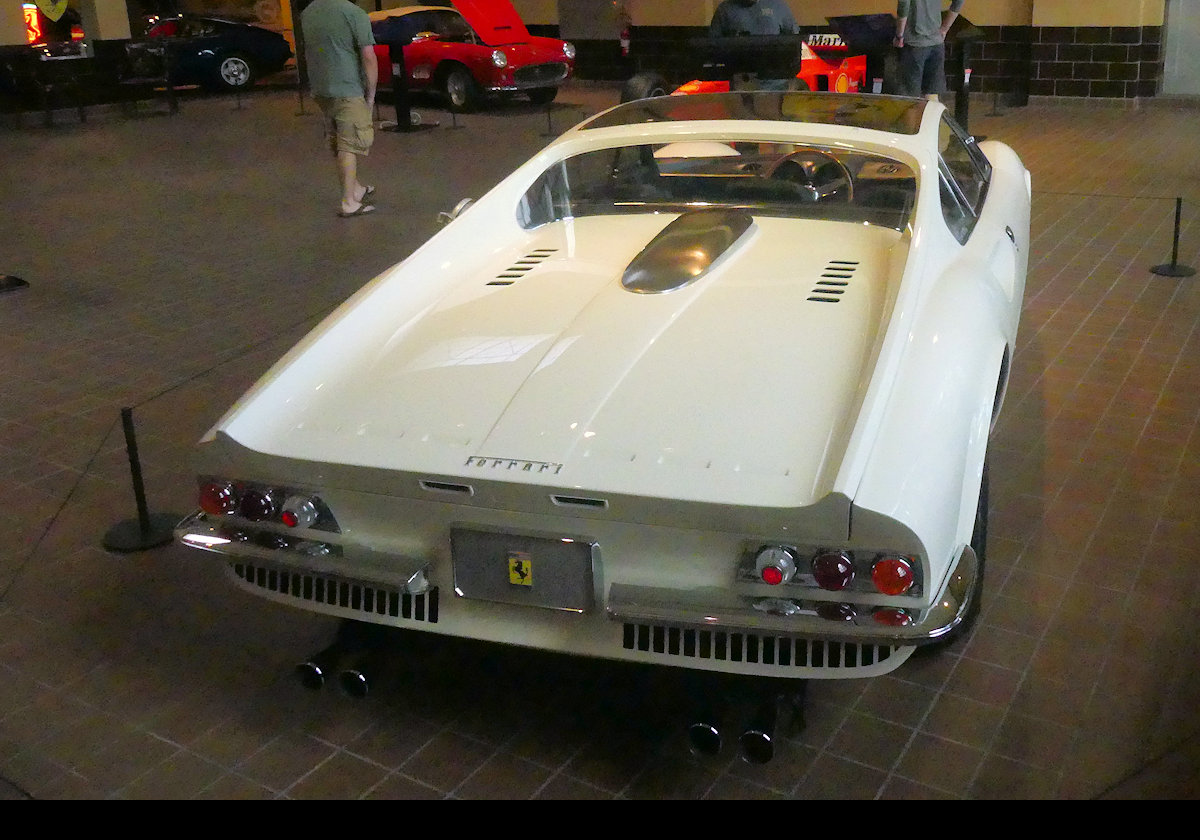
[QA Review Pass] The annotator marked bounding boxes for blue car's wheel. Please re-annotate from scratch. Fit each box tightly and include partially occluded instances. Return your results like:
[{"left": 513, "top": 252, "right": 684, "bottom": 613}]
[{"left": 216, "top": 53, "right": 255, "bottom": 91}]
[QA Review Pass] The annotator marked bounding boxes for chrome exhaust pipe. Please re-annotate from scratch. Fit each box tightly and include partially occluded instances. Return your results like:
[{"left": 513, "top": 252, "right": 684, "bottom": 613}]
[
  {"left": 687, "top": 719, "right": 724, "bottom": 758},
  {"left": 739, "top": 694, "right": 793, "bottom": 765},
  {"left": 295, "top": 641, "right": 343, "bottom": 691},
  {"left": 338, "top": 648, "right": 383, "bottom": 699},
  {"left": 339, "top": 666, "right": 370, "bottom": 698}
]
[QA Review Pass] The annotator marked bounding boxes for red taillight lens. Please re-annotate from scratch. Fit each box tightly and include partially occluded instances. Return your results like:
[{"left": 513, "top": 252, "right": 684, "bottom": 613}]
[
  {"left": 761, "top": 565, "right": 784, "bottom": 585},
  {"left": 871, "top": 555, "right": 914, "bottom": 595},
  {"left": 872, "top": 607, "right": 913, "bottom": 626},
  {"left": 754, "top": 545, "right": 797, "bottom": 586},
  {"left": 280, "top": 496, "right": 318, "bottom": 529},
  {"left": 199, "top": 481, "right": 238, "bottom": 515},
  {"left": 239, "top": 488, "right": 278, "bottom": 521},
  {"left": 811, "top": 550, "right": 854, "bottom": 591}
]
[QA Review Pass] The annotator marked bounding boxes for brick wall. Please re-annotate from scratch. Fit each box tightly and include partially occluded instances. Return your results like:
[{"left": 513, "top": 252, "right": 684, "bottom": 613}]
[{"left": 1028, "top": 25, "right": 1163, "bottom": 99}]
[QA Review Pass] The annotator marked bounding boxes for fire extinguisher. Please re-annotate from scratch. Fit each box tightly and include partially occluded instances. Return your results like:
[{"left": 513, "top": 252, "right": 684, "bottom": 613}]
[{"left": 620, "top": 26, "right": 630, "bottom": 57}]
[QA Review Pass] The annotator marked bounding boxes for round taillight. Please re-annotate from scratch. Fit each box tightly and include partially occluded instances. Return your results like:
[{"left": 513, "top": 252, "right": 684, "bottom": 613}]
[
  {"left": 239, "top": 488, "right": 278, "bottom": 521},
  {"left": 871, "top": 555, "right": 915, "bottom": 595},
  {"left": 199, "top": 481, "right": 238, "bottom": 515},
  {"left": 754, "top": 545, "right": 797, "bottom": 586},
  {"left": 872, "top": 607, "right": 913, "bottom": 627},
  {"left": 811, "top": 550, "right": 854, "bottom": 591},
  {"left": 281, "top": 496, "right": 319, "bottom": 529}
]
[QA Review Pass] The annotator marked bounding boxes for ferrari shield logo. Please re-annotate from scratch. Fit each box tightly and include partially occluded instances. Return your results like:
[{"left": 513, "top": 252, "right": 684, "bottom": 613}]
[{"left": 508, "top": 551, "right": 533, "bottom": 586}]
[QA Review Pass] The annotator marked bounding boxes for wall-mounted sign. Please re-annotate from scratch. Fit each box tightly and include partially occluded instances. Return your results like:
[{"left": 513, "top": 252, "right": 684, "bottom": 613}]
[
  {"left": 35, "top": 0, "right": 69, "bottom": 23},
  {"left": 22, "top": 3, "right": 42, "bottom": 43}
]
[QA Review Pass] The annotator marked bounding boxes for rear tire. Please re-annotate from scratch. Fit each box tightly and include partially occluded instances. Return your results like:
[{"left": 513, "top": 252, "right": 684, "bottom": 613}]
[
  {"left": 964, "top": 456, "right": 988, "bottom": 626},
  {"left": 919, "top": 457, "right": 987, "bottom": 654},
  {"left": 214, "top": 53, "right": 255, "bottom": 91},
  {"left": 620, "top": 71, "right": 670, "bottom": 103}
]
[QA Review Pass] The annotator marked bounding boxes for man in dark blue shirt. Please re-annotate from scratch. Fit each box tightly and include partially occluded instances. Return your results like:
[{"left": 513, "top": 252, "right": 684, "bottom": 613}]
[
  {"left": 893, "top": 0, "right": 965, "bottom": 97},
  {"left": 709, "top": 0, "right": 798, "bottom": 37}
]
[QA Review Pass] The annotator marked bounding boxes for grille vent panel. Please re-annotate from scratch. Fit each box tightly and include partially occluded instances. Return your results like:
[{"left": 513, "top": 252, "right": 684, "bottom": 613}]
[
  {"left": 489, "top": 248, "right": 559, "bottom": 285},
  {"left": 230, "top": 561, "right": 439, "bottom": 623},
  {"left": 808, "top": 259, "right": 859, "bottom": 303},
  {"left": 622, "top": 622, "right": 896, "bottom": 671}
]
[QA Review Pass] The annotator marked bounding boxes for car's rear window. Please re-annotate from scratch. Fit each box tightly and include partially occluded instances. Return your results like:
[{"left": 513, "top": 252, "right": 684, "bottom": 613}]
[
  {"left": 581, "top": 92, "right": 926, "bottom": 135},
  {"left": 518, "top": 140, "right": 916, "bottom": 230}
]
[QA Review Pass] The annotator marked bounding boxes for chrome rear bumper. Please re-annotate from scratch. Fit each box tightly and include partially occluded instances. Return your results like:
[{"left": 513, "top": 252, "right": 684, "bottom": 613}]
[{"left": 607, "top": 545, "right": 978, "bottom": 646}]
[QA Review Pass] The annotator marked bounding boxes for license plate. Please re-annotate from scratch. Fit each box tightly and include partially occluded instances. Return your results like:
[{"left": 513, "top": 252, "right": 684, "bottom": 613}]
[{"left": 451, "top": 526, "right": 597, "bottom": 612}]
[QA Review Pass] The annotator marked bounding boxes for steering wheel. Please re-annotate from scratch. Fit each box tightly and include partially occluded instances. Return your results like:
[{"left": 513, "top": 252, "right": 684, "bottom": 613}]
[{"left": 767, "top": 150, "right": 853, "bottom": 203}]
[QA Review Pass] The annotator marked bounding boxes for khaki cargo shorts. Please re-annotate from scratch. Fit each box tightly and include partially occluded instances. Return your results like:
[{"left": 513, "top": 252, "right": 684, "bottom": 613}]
[{"left": 315, "top": 96, "right": 374, "bottom": 156}]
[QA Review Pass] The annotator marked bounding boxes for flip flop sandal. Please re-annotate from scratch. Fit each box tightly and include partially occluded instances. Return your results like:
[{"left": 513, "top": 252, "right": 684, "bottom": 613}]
[{"left": 338, "top": 203, "right": 376, "bottom": 218}]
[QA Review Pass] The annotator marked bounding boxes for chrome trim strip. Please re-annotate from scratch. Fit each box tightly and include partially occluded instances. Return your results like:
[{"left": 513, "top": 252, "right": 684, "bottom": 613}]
[
  {"left": 174, "top": 510, "right": 430, "bottom": 593},
  {"left": 607, "top": 545, "right": 978, "bottom": 646}
]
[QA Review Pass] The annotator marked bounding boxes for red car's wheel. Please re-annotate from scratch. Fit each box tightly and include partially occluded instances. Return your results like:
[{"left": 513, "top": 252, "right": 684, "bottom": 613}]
[{"left": 442, "top": 65, "right": 480, "bottom": 112}]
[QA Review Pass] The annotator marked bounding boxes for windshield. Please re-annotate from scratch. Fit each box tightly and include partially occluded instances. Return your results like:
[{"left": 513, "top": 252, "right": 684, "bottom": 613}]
[{"left": 518, "top": 141, "right": 916, "bottom": 230}]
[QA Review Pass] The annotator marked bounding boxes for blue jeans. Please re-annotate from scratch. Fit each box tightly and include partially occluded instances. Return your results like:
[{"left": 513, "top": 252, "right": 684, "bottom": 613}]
[{"left": 897, "top": 43, "right": 947, "bottom": 97}]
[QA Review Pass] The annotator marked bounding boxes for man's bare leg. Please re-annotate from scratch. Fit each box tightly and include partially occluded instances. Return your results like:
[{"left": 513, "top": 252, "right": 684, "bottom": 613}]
[{"left": 337, "top": 150, "right": 372, "bottom": 215}]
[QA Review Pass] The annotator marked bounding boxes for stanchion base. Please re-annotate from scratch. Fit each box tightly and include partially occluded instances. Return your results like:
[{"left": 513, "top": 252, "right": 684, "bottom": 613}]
[
  {"left": 1151, "top": 263, "right": 1196, "bottom": 278},
  {"left": 1, "top": 274, "right": 29, "bottom": 293},
  {"left": 103, "top": 513, "right": 181, "bottom": 553},
  {"left": 383, "top": 123, "right": 439, "bottom": 132}
]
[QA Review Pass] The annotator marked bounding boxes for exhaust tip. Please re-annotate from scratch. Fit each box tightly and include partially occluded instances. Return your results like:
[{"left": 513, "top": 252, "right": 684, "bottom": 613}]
[
  {"left": 739, "top": 729, "right": 774, "bottom": 765},
  {"left": 295, "top": 661, "right": 327, "bottom": 691},
  {"left": 339, "top": 668, "right": 370, "bottom": 699},
  {"left": 687, "top": 722, "right": 723, "bottom": 757}
]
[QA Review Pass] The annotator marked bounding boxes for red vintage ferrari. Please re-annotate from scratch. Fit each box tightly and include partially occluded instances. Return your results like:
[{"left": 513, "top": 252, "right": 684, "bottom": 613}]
[{"left": 369, "top": 1, "right": 575, "bottom": 111}]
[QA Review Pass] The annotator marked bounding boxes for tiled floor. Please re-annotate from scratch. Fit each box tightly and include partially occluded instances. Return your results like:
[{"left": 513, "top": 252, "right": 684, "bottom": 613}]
[{"left": 1, "top": 84, "right": 1198, "bottom": 799}]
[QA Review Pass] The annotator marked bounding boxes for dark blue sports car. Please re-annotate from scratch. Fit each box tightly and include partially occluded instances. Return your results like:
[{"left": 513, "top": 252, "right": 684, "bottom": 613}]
[{"left": 141, "top": 14, "right": 293, "bottom": 91}]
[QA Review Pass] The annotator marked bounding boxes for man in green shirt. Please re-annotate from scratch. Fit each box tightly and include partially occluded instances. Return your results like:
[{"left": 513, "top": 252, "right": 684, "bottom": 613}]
[
  {"left": 893, "top": 0, "right": 964, "bottom": 98},
  {"left": 301, "top": 0, "right": 379, "bottom": 217}
]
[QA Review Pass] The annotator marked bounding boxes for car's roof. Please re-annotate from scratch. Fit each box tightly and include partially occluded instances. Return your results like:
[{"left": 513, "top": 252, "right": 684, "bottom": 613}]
[
  {"left": 370, "top": 1, "right": 537, "bottom": 45},
  {"left": 581, "top": 92, "right": 928, "bottom": 136},
  {"left": 368, "top": 6, "right": 454, "bottom": 21}
]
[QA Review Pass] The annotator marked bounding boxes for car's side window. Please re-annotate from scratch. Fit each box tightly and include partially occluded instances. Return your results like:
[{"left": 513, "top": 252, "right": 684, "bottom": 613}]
[
  {"left": 433, "top": 11, "right": 474, "bottom": 43},
  {"left": 938, "top": 116, "right": 991, "bottom": 243}
]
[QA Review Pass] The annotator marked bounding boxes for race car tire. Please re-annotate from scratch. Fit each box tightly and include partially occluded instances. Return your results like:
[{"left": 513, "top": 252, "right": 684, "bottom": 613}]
[
  {"left": 527, "top": 87, "right": 558, "bottom": 105},
  {"left": 620, "top": 72, "right": 671, "bottom": 103}
]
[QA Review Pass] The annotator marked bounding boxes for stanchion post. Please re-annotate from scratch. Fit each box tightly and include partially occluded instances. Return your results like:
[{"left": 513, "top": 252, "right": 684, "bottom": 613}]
[
  {"left": 1151, "top": 197, "right": 1196, "bottom": 278},
  {"left": 103, "top": 407, "right": 180, "bottom": 553}
]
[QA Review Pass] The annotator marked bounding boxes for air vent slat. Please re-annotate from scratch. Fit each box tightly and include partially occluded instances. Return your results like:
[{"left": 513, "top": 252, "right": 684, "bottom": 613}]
[
  {"left": 621, "top": 622, "right": 896, "bottom": 670},
  {"left": 551, "top": 494, "right": 609, "bottom": 509},
  {"left": 492, "top": 248, "right": 559, "bottom": 286},
  {"left": 231, "top": 562, "right": 438, "bottom": 624},
  {"left": 806, "top": 259, "right": 858, "bottom": 305},
  {"left": 420, "top": 480, "right": 473, "bottom": 496}
]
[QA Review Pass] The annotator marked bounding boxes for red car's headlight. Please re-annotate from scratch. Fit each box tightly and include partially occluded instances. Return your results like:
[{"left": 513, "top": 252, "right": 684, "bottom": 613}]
[{"left": 491, "top": 49, "right": 507, "bottom": 68}]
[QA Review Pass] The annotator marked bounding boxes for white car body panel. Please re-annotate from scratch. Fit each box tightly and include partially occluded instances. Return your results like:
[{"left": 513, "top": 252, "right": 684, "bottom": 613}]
[{"left": 181, "top": 93, "right": 1030, "bottom": 680}]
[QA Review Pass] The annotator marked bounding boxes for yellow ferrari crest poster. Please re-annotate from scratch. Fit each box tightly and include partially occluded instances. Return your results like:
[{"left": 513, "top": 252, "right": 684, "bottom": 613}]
[{"left": 35, "top": 0, "right": 70, "bottom": 23}]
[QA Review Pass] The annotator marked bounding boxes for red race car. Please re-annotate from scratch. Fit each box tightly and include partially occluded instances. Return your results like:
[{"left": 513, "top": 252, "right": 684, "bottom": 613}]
[
  {"left": 621, "top": 32, "right": 867, "bottom": 103},
  {"left": 370, "top": 1, "right": 575, "bottom": 111}
]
